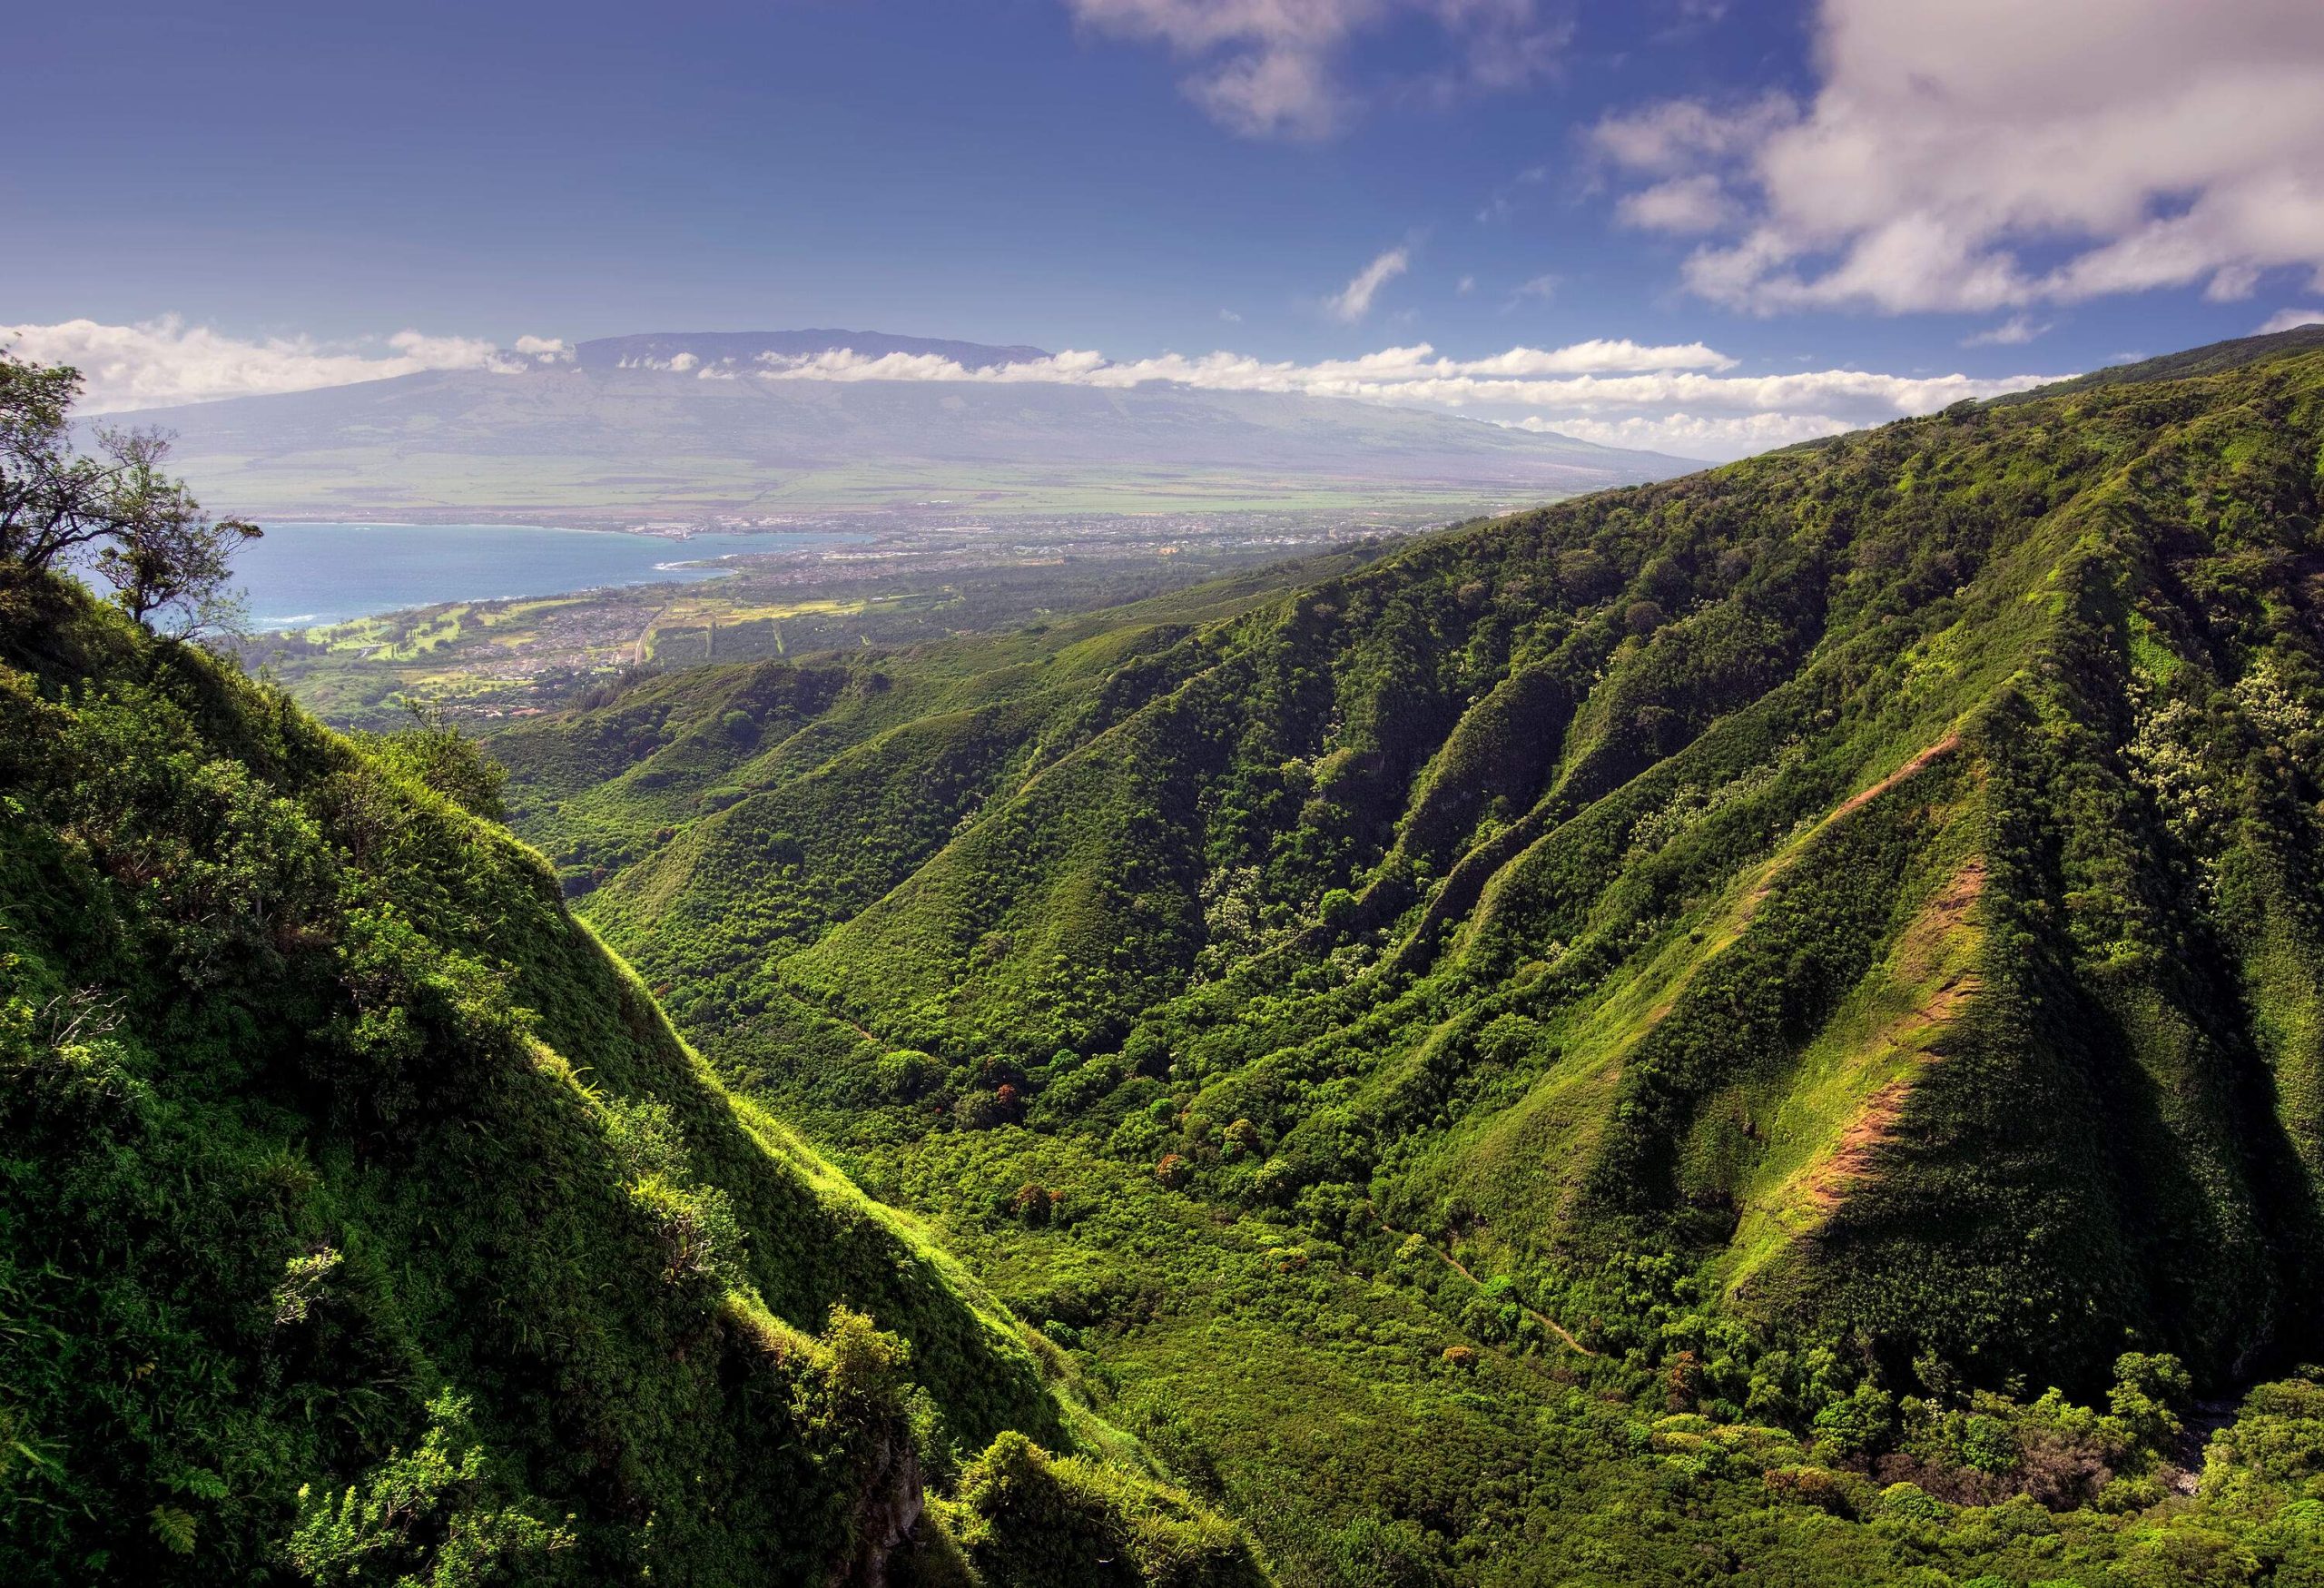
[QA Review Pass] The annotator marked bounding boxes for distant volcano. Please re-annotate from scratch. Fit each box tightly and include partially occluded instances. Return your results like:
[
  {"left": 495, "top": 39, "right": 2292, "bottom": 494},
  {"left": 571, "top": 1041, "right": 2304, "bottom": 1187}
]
[{"left": 109, "top": 329, "right": 1705, "bottom": 524}]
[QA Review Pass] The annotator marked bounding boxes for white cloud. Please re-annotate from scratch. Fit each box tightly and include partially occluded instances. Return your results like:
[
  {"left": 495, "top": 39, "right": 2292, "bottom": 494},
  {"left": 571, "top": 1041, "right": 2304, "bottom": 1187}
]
[
  {"left": 1325, "top": 247, "right": 1411, "bottom": 322},
  {"left": 1508, "top": 272, "right": 1560, "bottom": 303},
  {"left": 1455, "top": 274, "right": 1477, "bottom": 295},
  {"left": 382, "top": 330, "right": 520, "bottom": 371},
  {"left": 1063, "top": 0, "right": 1562, "bottom": 138},
  {"left": 1592, "top": 1, "right": 2324, "bottom": 315},
  {"left": 513, "top": 334, "right": 573, "bottom": 361},
  {"left": 1962, "top": 315, "right": 2049, "bottom": 347},
  {"left": 743, "top": 338, "right": 1742, "bottom": 394},
  {"left": 1590, "top": 92, "right": 1797, "bottom": 176},
  {"left": 2258, "top": 307, "right": 2324, "bottom": 334},
  {"left": 1506, "top": 410, "right": 1855, "bottom": 456},
  {"left": 1219, "top": 308, "right": 1243, "bottom": 322},
  {"left": 0, "top": 316, "right": 547, "bottom": 411},
  {"left": 1614, "top": 173, "right": 1736, "bottom": 234}
]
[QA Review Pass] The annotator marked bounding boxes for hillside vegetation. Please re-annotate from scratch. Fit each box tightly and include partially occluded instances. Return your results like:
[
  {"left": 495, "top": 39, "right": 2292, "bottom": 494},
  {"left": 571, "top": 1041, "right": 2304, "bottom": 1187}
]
[
  {"left": 0, "top": 562, "right": 1264, "bottom": 1585},
  {"left": 488, "top": 332, "right": 2324, "bottom": 1583}
]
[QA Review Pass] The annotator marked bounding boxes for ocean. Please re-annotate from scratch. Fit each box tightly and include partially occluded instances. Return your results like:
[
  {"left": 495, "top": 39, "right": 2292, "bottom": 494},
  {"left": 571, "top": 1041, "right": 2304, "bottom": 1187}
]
[{"left": 233, "top": 521, "right": 863, "bottom": 629}]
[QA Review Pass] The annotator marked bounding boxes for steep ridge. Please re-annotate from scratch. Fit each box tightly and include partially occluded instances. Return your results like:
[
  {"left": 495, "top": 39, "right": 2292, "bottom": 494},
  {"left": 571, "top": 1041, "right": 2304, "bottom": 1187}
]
[{"left": 0, "top": 572, "right": 1265, "bottom": 1585}]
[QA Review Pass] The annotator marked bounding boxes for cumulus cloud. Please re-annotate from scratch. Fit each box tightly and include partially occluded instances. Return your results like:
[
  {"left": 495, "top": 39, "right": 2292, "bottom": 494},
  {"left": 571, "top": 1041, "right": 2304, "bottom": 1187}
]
[
  {"left": 1325, "top": 247, "right": 1411, "bottom": 322},
  {"left": 0, "top": 316, "right": 555, "bottom": 411},
  {"left": 381, "top": 330, "right": 521, "bottom": 371},
  {"left": 1962, "top": 315, "right": 2049, "bottom": 347},
  {"left": 1590, "top": 92, "right": 1795, "bottom": 176},
  {"left": 513, "top": 334, "right": 573, "bottom": 361},
  {"left": 1591, "top": 1, "right": 2324, "bottom": 315},
  {"left": 2259, "top": 307, "right": 2324, "bottom": 334},
  {"left": 1063, "top": 0, "right": 1563, "bottom": 138},
  {"left": 1614, "top": 173, "right": 1737, "bottom": 235}
]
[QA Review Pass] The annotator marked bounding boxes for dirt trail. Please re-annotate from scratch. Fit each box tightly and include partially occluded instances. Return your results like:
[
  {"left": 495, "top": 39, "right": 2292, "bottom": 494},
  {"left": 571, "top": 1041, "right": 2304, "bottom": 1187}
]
[
  {"left": 1828, "top": 729, "right": 1964, "bottom": 824},
  {"left": 1803, "top": 858, "right": 1986, "bottom": 1211},
  {"left": 1374, "top": 1211, "right": 1596, "bottom": 1356}
]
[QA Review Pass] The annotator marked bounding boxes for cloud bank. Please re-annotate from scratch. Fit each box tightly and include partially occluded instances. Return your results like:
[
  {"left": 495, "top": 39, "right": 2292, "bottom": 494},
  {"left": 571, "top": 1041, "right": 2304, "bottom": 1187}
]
[
  {"left": 7, "top": 318, "right": 2065, "bottom": 462},
  {"left": 701, "top": 337, "right": 2057, "bottom": 459},
  {"left": 0, "top": 317, "right": 570, "bottom": 410},
  {"left": 1592, "top": 0, "right": 2324, "bottom": 315}
]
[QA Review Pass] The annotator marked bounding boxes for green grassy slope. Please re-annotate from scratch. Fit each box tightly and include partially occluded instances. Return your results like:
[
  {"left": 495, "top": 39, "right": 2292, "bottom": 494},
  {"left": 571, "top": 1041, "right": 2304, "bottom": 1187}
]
[
  {"left": 0, "top": 573, "right": 1263, "bottom": 1586},
  {"left": 496, "top": 331, "right": 2324, "bottom": 1583}
]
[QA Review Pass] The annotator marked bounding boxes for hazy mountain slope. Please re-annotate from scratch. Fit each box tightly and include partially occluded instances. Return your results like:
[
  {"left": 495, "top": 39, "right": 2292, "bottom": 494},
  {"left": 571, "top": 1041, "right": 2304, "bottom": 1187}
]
[
  {"left": 0, "top": 573, "right": 1264, "bottom": 1586},
  {"left": 106, "top": 339, "right": 1699, "bottom": 521},
  {"left": 510, "top": 330, "right": 2324, "bottom": 1398}
]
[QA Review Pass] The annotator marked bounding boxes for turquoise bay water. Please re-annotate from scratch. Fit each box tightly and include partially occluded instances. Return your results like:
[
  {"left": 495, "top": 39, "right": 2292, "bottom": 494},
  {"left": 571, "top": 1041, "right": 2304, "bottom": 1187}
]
[{"left": 235, "top": 521, "right": 863, "bottom": 629}]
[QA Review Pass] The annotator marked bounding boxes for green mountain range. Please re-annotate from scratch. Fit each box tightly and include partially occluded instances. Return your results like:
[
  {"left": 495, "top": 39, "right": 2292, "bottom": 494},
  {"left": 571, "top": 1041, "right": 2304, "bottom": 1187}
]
[
  {"left": 472, "top": 329, "right": 2324, "bottom": 1581},
  {"left": 15, "top": 327, "right": 2324, "bottom": 1585}
]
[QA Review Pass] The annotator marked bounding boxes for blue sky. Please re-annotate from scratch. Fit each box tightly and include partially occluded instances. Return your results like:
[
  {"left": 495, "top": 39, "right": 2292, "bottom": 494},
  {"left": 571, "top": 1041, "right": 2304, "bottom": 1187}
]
[{"left": 11, "top": 0, "right": 2324, "bottom": 458}]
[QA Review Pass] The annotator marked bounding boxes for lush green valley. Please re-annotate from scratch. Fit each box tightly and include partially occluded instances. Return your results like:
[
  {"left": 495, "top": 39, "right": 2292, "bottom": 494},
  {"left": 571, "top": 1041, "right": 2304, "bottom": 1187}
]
[
  {"left": 19, "top": 330, "right": 2324, "bottom": 1585},
  {"left": 472, "top": 328, "right": 2324, "bottom": 1584}
]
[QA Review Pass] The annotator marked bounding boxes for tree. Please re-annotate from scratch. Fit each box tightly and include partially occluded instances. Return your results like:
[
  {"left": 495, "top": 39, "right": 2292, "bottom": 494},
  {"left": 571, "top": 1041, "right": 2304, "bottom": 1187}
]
[
  {"left": 357, "top": 698, "right": 511, "bottom": 821},
  {"left": 0, "top": 350, "right": 261, "bottom": 636},
  {"left": 0, "top": 355, "right": 114, "bottom": 571},
  {"left": 2108, "top": 1352, "right": 2191, "bottom": 1453},
  {"left": 88, "top": 428, "right": 261, "bottom": 636}
]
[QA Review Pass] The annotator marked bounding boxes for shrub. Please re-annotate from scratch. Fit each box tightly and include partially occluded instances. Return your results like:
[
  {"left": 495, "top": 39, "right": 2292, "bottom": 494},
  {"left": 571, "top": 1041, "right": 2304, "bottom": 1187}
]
[
  {"left": 1763, "top": 1465, "right": 1856, "bottom": 1517},
  {"left": 1814, "top": 1385, "right": 1896, "bottom": 1461},
  {"left": 951, "top": 1432, "right": 1265, "bottom": 1588},
  {"left": 1012, "top": 1183, "right": 1056, "bottom": 1227},
  {"left": 2110, "top": 1352, "right": 2192, "bottom": 1453},
  {"left": 285, "top": 1393, "right": 573, "bottom": 1587}
]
